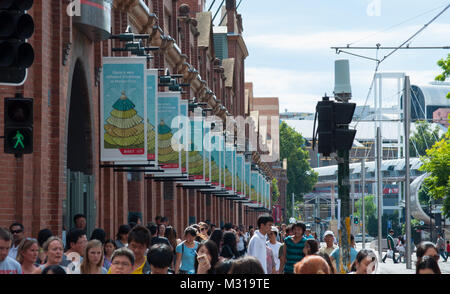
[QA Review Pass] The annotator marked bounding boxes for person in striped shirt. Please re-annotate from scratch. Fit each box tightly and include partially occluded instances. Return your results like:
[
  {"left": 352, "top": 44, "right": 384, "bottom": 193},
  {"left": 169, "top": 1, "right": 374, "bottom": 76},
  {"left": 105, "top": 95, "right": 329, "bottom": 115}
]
[{"left": 279, "top": 222, "right": 307, "bottom": 274}]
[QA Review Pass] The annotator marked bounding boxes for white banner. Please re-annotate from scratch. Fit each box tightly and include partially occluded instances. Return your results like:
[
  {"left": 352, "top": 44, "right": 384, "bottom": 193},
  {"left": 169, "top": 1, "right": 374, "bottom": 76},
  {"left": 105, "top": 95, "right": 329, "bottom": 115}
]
[{"left": 101, "top": 57, "right": 147, "bottom": 162}]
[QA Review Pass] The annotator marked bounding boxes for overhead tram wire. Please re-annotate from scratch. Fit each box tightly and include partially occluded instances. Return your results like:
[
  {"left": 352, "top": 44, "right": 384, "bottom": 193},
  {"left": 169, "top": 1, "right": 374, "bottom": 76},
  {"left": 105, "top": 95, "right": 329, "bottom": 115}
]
[
  {"left": 379, "top": 3, "right": 450, "bottom": 64},
  {"left": 337, "top": 3, "right": 450, "bottom": 164},
  {"left": 347, "top": 1, "right": 450, "bottom": 47}
]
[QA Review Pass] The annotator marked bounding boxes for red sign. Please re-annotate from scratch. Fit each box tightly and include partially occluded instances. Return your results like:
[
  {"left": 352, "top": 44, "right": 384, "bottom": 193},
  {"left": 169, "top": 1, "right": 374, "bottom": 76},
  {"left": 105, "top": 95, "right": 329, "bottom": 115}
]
[
  {"left": 273, "top": 205, "right": 282, "bottom": 223},
  {"left": 120, "top": 148, "right": 144, "bottom": 155},
  {"left": 383, "top": 188, "right": 399, "bottom": 194}
]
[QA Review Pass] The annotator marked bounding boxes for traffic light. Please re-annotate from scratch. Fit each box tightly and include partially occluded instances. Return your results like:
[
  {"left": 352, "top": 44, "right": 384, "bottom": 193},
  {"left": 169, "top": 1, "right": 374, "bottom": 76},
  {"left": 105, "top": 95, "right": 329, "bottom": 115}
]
[
  {"left": 316, "top": 96, "right": 335, "bottom": 156},
  {"left": 0, "top": 0, "right": 35, "bottom": 85},
  {"left": 353, "top": 217, "right": 359, "bottom": 224},
  {"left": 4, "top": 93, "right": 33, "bottom": 155},
  {"left": 314, "top": 95, "right": 356, "bottom": 156}
]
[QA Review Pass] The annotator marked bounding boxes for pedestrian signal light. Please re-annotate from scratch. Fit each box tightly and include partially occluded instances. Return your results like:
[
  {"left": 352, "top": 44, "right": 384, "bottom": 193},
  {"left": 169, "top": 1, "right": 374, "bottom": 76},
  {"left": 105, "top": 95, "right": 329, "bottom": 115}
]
[
  {"left": 4, "top": 94, "right": 33, "bottom": 155},
  {"left": 353, "top": 217, "right": 359, "bottom": 224}
]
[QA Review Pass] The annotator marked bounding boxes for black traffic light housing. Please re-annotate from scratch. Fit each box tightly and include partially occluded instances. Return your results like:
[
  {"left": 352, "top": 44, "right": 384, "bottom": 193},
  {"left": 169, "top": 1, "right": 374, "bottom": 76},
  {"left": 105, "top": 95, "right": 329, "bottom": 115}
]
[
  {"left": 313, "top": 95, "right": 356, "bottom": 157},
  {"left": 353, "top": 216, "right": 359, "bottom": 224},
  {"left": 4, "top": 93, "right": 33, "bottom": 156},
  {"left": 0, "top": 0, "right": 35, "bottom": 85}
]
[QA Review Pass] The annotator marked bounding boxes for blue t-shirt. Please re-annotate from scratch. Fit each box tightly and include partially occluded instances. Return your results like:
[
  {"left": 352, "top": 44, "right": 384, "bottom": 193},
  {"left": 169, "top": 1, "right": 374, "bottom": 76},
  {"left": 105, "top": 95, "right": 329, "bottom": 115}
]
[
  {"left": 0, "top": 256, "right": 22, "bottom": 274},
  {"left": 176, "top": 241, "right": 199, "bottom": 273},
  {"left": 330, "top": 247, "right": 358, "bottom": 272}
]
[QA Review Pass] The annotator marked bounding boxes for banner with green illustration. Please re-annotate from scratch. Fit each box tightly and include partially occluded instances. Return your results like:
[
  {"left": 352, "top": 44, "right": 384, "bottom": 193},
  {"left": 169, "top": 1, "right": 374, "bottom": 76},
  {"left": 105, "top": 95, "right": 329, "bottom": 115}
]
[
  {"left": 251, "top": 171, "right": 258, "bottom": 203},
  {"left": 245, "top": 161, "right": 251, "bottom": 201},
  {"left": 225, "top": 143, "right": 234, "bottom": 192},
  {"left": 146, "top": 69, "right": 158, "bottom": 161},
  {"left": 179, "top": 100, "right": 189, "bottom": 174},
  {"left": 156, "top": 92, "right": 180, "bottom": 174},
  {"left": 209, "top": 127, "right": 221, "bottom": 188},
  {"left": 236, "top": 154, "right": 244, "bottom": 196},
  {"left": 101, "top": 57, "right": 147, "bottom": 162},
  {"left": 204, "top": 120, "right": 211, "bottom": 183},
  {"left": 188, "top": 115, "right": 204, "bottom": 181}
]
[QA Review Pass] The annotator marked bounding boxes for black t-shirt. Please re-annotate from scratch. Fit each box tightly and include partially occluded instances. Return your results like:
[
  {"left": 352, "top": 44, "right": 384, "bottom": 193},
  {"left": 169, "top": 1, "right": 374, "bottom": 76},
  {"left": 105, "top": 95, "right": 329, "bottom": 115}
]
[{"left": 150, "top": 236, "right": 171, "bottom": 248}]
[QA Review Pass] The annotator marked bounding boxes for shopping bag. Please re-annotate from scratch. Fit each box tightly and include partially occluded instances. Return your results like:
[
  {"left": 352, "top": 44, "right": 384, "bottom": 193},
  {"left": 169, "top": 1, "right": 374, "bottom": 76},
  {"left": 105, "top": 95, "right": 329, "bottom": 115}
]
[{"left": 387, "top": 249, "right": 393, "bottom": 258}]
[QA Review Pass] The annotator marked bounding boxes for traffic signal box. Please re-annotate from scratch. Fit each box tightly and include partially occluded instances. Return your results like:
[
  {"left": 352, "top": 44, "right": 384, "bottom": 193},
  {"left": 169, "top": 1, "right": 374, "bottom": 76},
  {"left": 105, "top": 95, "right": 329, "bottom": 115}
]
[
  {"left": 4, "top": 94, "right": 33, "bottom": 155},
  {"left": 316, "top": 96, "right": 356, "bottom": 157},
  {"left": 0, "top": 0, "right": 35, "bottom": 85}
]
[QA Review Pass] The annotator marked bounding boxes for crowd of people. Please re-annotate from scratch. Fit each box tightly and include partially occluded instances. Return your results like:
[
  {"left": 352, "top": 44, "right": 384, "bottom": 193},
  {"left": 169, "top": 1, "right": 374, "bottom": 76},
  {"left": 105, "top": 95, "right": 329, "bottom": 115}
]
[{"left": 0, "top": 214, "right": 448, "bottom": 274}]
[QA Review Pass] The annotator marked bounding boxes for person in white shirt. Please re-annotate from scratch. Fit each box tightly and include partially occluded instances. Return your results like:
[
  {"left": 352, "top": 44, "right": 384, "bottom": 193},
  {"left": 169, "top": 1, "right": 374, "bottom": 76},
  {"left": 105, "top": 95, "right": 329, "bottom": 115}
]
[
  {"left": 247, "top": 214, "right": 274, "bottom": 274},
  {"left": 8, "top": 223, "right": 25, "bottom": 260},
  {"left": 266, "top": 226, "right": 282, "bottom": 273}
]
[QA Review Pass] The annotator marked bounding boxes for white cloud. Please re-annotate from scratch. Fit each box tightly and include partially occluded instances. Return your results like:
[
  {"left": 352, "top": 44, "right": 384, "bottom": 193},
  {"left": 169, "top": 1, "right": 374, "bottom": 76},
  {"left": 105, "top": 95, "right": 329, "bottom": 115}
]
[
  {"left": 246, "top": 66, "right": 443, "bottom": 113},
  {"left": 245, "top": 24, "right": 450, "bottom": 51}
]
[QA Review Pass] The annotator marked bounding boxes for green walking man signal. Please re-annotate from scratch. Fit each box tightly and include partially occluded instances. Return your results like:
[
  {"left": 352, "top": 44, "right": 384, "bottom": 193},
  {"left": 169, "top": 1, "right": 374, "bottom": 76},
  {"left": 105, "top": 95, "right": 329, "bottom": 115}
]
[
  {"left": 13, "top": 131, "right": 25, "bottom": 149},
  {"left": 4, "top": 95, "right": 33, "bottom": 156}
]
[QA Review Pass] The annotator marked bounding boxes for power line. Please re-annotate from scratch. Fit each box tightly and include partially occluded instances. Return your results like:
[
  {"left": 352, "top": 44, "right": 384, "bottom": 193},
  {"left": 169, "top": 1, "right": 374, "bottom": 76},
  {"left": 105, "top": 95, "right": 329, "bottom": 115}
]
[
  {"left": 380, "top": 3, "right": 450, "bottom": 63},
  {"left": 333, "top": 46, "right": 450, "bottom": 50},
  {"left": 347, "top": 1, "right": 450, "bottom": 46}
]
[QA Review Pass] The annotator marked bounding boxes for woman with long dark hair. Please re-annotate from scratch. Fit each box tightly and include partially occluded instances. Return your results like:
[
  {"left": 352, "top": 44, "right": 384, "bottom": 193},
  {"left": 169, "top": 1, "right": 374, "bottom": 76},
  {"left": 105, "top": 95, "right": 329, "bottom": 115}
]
[
  {"left": 220, "top": 231, "right": 238, "bottom": 260},
  {"left": 194, "top": 240, "right": 220, "bottom": 274},
  {"left": 416, "top": 255, "right": 441, "bottom": 274},
  {"left": 209, "top": 229, "right": 223, "bottom": 252},
  {"left": 349, "top": 249, "right": 377, "bottom": 274}
]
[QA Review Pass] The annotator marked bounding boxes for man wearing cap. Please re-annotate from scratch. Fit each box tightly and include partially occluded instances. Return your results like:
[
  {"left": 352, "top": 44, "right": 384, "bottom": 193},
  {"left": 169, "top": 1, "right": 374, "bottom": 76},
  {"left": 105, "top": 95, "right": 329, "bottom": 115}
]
[
  {"left": 304, "top": 225, "right": 314, "bottom": 240},
  {"left": 266, "top": 226, "right": 282, "bottom": 273},
  {"left": 319, "top": 231, "right": 337, "bottom": 257}
]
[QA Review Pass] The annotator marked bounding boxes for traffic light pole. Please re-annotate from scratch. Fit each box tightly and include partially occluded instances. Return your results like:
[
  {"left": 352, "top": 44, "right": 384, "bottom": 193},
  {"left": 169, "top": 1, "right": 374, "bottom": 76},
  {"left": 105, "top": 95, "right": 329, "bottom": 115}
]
[{"left": 337, "top": 146, "right": 351, "bottom": 274}]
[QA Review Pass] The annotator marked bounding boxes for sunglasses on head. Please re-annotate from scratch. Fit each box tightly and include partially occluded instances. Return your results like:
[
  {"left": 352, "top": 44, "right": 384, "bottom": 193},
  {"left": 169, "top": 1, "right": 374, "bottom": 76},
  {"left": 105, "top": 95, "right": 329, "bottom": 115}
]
[{"left": 11, "top": 229, "right": 23, "bottom": 234}]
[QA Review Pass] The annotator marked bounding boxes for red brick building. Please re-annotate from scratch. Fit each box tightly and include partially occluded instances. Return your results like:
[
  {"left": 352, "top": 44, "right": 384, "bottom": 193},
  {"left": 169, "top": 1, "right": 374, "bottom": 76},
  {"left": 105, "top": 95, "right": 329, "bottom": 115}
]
[{"left": 0, "top": 0, "right": 275, "bottom": 240}]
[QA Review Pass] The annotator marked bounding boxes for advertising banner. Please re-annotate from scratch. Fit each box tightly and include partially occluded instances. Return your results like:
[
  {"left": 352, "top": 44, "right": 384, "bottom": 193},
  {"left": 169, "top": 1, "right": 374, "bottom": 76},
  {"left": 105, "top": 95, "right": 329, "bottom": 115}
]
[
  {"left": 146, "top": 69, "right": 158, "bottom": 162},
  {"left": 101, "top": 57, "right": 147, "bottom": 162},
  {"left": 220, "top": 135, "right": 225, "bottom": 189},
  {"left": 179, "top": 100, "right": 189, "bottom": 174},
  {"left": 245, "top": 161, "right": 251, "bottom": 201},
  {"left": 204, "top": 120, "right": 211, "bottom": 183},
  {"left": 236, "top": 154, "right": 244, "bottom": 196},
  {"left": 224, "top": 143, "right": 234, "bottom": 193},
  {"left": 251, "top": 171, "right": 258, "bottom": 203},
  {"left": 188, "top": 114, "right": 204, "bottom": 182},
  {"left": 156, "top": 92, "right": 181, "bottom": 174},
  {"left": 209, "top": 126, "right": 221, "bottom": 188}
]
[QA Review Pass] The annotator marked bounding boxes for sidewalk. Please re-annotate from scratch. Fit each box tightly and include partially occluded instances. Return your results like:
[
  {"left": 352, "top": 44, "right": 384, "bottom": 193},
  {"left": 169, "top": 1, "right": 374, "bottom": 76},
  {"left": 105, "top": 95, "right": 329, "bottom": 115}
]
[{"left": 375, "top": 251, "right": 450, "bottom": 274}]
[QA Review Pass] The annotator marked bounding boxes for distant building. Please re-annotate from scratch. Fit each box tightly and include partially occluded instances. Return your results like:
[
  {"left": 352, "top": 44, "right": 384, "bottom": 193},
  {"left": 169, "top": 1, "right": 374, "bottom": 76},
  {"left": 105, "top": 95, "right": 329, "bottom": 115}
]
[{"left": 433, "top": 108, "right": 450, "bottom": 127}]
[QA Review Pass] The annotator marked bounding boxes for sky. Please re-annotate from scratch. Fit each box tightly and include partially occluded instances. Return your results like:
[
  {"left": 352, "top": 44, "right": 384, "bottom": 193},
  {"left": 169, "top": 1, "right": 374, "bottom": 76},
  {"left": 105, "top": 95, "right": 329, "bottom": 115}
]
[{"left": 208, "top": 0, "right": 450, "bottom": 113}]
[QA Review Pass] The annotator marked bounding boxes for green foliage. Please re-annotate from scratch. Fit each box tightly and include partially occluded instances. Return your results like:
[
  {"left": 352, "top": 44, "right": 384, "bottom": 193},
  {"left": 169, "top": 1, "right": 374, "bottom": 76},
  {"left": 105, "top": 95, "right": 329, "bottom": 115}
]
[
  {"left": 279, "top": 121, "right": 318, "bottom": 203},
  {"left": 418, "top": 184, "right": 431, "bottom": 206},
  {"left": 419, "top": 129, "right": 450, "bottom": 218},
  {"left": 435, "top": 53, "right": 450, "bottom": 99},
  {"left": 409, "top": 120, "right": 442, "bottom": 157},
  {"left": 271, "top": 178, "right": 280, "bottom": 203},
  {"left": 354, "top": 195, "right": 377, "bottom": 225}
]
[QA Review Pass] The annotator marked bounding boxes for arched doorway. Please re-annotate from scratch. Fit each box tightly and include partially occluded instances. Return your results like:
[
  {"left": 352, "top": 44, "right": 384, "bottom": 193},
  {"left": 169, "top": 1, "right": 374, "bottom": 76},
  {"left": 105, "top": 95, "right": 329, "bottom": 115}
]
[{"left": 63, "top": 59, "right": 95, "bottom": 237}]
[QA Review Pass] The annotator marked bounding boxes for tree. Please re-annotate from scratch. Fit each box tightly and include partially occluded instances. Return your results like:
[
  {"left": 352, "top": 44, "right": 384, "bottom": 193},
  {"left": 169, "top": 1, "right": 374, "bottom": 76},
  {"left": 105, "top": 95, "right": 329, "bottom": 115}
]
[
  {"left": 354, "top": 195, "right": 376, "bottom": 226},
  {"left": 271, "top": 178, "right": 280, "bottom": 203},
  {"left": 435, "top": 53, "right": 450, "bottom": 100},
  {"left": 409, "top": 120, "right": 442, "bottom": 157},
  {"left": 419, "top": 129, "right": 450, "bottom": 218},
  {"left": 279, "top": 121, "right": 318, "bottom": 205}
]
